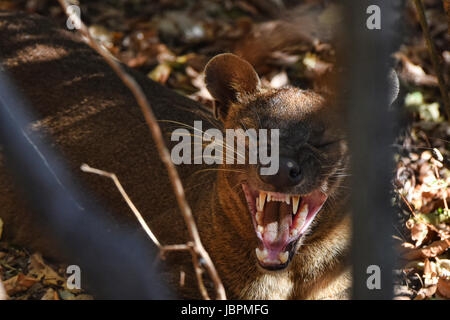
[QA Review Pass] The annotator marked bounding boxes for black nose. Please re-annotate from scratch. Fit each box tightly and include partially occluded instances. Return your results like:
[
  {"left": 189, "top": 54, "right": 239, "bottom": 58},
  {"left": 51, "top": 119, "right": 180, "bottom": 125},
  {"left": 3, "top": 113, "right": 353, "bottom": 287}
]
[{"left": 259, "top": 156, "right": 302, "bottom": 189}]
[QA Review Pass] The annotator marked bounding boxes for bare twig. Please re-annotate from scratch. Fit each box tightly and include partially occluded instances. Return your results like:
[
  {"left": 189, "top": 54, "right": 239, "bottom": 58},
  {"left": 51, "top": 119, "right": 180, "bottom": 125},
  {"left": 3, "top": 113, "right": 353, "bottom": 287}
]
[
  {"left": 58, "top": 0, "right": 225, "bottom": 299},
  {"left": 413, "top": 0, "right": 450, "bottom": 120},
  {"left": 399, "top": 192, "right": 417, "bottom": 218},
  {"left": 81, "top": 164, "right": 212, "bottom": 299},
  {"left": 81, "top": 164, "right": 161, "bottom": 248}
]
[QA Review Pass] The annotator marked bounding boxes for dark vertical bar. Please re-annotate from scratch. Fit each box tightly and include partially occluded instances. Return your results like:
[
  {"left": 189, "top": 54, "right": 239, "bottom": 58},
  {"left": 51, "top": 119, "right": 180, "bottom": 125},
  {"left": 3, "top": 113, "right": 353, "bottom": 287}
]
[{"left": 340, "top": 1, "right": 401, "bottom": 299}]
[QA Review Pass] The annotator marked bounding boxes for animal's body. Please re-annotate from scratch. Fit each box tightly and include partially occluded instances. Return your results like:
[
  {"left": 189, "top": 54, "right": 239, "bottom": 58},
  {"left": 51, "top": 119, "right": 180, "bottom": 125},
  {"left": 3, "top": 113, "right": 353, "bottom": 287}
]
[{"left": 0, "top": 11, "right": 351, "bottom": 299}]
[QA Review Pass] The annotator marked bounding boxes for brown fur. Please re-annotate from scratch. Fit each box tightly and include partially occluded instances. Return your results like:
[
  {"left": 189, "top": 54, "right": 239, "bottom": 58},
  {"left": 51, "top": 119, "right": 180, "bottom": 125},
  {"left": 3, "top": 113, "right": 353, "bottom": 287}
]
[{"left": 0, "top": 12, "right": 351, "bottom": 299}]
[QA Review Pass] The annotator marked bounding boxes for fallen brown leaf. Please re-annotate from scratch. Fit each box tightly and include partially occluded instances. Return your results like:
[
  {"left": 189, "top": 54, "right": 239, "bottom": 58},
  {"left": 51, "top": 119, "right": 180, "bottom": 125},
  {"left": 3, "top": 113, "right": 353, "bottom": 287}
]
[
  {"left": 414, "top": 284, "right": 437, "bottom": 300},
  {"left": 395, "top": 52, "right": 439, "bottom": 86},
  {"left": 40, "top": 288, "right": 59, "bottom": 300},
  {"left": 411, "top": 222, "right": 429, "bottom": 247},
  {"left": 28, "top": 253, "right": 65, "bottom": 286},
  {"left": 437, "top": 277, "right": 450, "bottom": 299},
  {"left": 4, "top": 273, "right": 37, "bottom": 296},
  {"left": 401, "top": 239, "right": 450, "bottom": 260}
]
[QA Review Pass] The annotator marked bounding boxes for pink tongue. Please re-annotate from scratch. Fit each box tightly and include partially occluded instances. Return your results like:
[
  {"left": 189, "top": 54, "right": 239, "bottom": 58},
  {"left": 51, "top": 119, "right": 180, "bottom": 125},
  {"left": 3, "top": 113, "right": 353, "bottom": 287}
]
[{"left": 262, "top": 202, "right": 292, "bottom": 248}]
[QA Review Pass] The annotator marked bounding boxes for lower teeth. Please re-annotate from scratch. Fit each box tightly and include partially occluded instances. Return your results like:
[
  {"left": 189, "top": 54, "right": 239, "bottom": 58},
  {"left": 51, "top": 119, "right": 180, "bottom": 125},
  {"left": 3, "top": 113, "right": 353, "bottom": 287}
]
[
  {"left": 255, "top": 248, "right": 289, "bottom": 265},
  {"left": 279, "top": 251, "right": 289, "bottom": 264},
  {"left": 255, "top": 247, "right": 268, "bottom": 261}
]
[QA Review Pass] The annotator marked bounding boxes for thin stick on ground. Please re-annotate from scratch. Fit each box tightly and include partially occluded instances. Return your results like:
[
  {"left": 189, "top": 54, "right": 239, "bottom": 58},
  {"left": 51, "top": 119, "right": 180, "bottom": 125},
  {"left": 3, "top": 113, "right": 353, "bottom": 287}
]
[
  {"left": 58, "top": 0, "right": 225, "bottom": 300},
  {"left": 413, "top": 0, "right": 450, "bottom": 120},
  {"left": 81, "top": 164, "right": 210, "bottom": 299}
]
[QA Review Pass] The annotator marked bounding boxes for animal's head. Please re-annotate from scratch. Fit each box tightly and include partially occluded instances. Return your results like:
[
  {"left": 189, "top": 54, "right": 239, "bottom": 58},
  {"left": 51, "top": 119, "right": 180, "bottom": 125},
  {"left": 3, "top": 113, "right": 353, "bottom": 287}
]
[{"left": 204, "top": 53, "right": 349, "bottom": 271}]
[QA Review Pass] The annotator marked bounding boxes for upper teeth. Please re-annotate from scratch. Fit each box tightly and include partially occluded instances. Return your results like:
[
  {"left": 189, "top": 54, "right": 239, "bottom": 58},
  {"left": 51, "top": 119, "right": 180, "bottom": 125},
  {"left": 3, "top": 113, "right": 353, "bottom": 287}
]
[
  {"left": 258, "top": 192, "right": 267, "bottom": 211},
  {"left": 256, "top": 191, "right": 303, "bottom": 216},
  {"left": 254, "top": 191, "right": 310, "bottom": 242},
  {"left": 292, "top": 196, "right": 300, "bottom": 215}
]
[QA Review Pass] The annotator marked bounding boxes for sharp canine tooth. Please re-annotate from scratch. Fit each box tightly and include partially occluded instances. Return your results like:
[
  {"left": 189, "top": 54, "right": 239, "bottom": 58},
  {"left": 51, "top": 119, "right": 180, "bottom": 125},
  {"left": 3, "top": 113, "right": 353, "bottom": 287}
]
[
  {"left": 259, "top": 192, "right": 267, "bottom": 210},
  {"left": 292, "top": 196, "right": 300, "bottom": 215},
  {"left": 279, "top": 251, "right": 289, "bottom": 264},
  {"left": 256, "top": 248, "right": 268, "bottom": 261},
  {"left": 286, "top": 195, "right": 290, "bottom": 205}
]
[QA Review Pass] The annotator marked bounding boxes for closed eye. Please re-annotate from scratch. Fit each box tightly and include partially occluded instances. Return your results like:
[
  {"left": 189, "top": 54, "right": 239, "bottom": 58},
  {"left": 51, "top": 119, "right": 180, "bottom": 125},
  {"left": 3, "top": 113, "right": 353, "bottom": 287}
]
[
  {"left": 311, "top": 137, "right": 346, "bottom": 150},
  {"left": 315, "top": 141, "right": 336, "bottom": 149}
]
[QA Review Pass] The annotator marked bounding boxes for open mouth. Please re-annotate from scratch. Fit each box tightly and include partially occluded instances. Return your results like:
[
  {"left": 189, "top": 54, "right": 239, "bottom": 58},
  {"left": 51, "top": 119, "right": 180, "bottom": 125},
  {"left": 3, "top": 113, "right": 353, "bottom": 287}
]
[{"left": 242, "top": 183, "right": 327, "bottom": 270}]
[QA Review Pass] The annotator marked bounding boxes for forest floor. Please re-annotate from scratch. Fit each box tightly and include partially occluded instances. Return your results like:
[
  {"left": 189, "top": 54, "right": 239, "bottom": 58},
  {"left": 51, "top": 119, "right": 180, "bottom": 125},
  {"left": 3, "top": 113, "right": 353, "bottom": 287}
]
[{"left": 0, "top": 0, "right": 449, "bottom": 300}]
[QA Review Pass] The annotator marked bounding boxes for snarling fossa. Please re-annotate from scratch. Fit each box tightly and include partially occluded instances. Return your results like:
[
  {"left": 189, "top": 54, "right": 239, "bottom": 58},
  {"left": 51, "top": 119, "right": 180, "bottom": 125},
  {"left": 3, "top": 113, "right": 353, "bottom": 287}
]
[
  {"left": 187, "top": 54, "right": 351, "bottom": 299},
  {"left": 0, "top": 12, "right": 351, "bottom": 299}
]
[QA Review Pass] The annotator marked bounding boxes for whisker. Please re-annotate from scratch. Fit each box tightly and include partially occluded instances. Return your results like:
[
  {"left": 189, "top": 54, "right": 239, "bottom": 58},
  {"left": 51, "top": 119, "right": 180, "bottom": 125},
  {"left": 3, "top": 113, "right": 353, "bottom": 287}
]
[
  {"left": 157, "top": 106, "right": 223, "bottom": 129},
  {"left": 168, "top": 135, "right": 240, "bottom": 162},
  {"left": 162, "top": 121, "right": 246, "bottom": 161},
  {"left": 184, "top": 180, "right": 214, "bottom": 193},
  {"left": 230, "top": 182, "right": 245, "bottom": 192},
  {"left": 251, "top": 107, "right": 263, "bottom": 129},
  {"left": 192, "top": 168, "right": 246, "bottom": 175}
]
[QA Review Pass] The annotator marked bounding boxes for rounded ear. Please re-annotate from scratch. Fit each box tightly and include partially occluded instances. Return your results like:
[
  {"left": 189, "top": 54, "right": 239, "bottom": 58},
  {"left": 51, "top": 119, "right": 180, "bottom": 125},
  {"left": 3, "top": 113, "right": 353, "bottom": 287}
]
[{"left": 204, "top": 53, "right": 260, "bottom": 117}]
